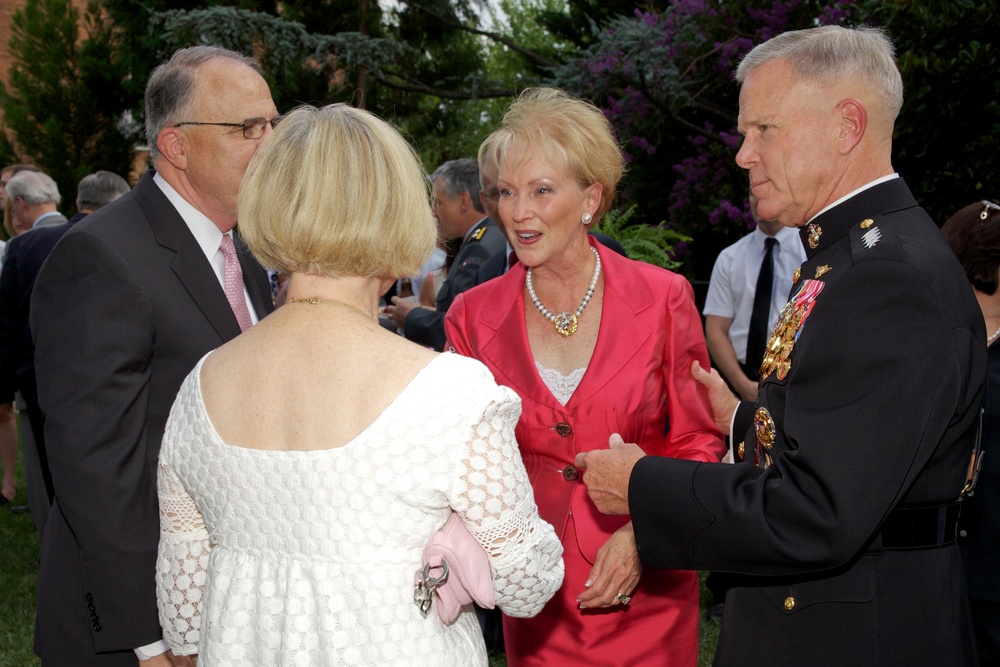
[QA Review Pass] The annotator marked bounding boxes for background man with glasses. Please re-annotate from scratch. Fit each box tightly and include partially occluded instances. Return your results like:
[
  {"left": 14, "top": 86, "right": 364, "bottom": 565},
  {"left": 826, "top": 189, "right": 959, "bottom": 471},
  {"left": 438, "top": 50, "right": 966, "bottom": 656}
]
[{"left": 31, "top": 45, "right": 276, "bottom": 666}]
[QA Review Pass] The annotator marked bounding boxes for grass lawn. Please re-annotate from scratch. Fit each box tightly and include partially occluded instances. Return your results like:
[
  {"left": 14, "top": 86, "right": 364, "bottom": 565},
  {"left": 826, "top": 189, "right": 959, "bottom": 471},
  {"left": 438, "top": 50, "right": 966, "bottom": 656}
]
[{"left": 0, "top": 438, "right": 720, "bottom": 666}]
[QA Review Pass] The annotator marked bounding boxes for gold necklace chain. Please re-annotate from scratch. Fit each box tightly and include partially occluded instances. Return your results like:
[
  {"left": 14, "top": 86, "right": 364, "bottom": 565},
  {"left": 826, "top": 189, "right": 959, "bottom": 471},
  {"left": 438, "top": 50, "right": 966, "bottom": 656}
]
[{"left": 287, "top": 297, "right": 375, "bottom": 322}]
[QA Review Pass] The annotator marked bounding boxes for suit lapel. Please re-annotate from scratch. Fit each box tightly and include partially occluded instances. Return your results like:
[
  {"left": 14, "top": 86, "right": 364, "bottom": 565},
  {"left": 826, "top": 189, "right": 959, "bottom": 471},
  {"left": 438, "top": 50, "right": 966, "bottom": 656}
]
[
  {"left": 132, "top": 172, "right": 242, "bottom": 341},
  {"left": 477, "top": 267, "right": 564, "bottom": 411},
  {"left": 476, "top": 243, "right": 656, "bottom": 410},
  {"left": 564, "top": 244, "right": 654, "bottom": 407}
]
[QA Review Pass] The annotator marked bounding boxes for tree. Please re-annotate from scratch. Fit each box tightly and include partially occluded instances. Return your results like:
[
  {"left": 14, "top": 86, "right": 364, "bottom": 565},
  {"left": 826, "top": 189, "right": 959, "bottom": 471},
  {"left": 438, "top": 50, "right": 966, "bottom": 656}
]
[{"left": 0, "top": 0, "right": 136, "bottom": 212}]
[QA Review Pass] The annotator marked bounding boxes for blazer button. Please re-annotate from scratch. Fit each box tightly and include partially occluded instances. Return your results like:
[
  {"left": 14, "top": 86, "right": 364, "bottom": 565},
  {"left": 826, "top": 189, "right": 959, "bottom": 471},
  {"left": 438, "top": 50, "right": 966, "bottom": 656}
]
[
  {"left": 562, "top": 465, "right": 579, "bottom": 481},
  {"left": 90, "top": 613, "right": 100, "bottom": 622},
  {"left": 737, "top": 441, "right": 745, "bottom": 459},
  {"left": 784, "top": 596, "right": 795, "bottom": 611},
  {"left": 93, "top": 623, "right": 102, "bottom": 632},
  {"left": 555, "top": 422, "right": 572, "bottom": 437},
  {"left": 85, "top": 593, "right": 94, "bottom": 603},
  {"left": 88, "top": 604, "right": 96, "bottom": 613}
]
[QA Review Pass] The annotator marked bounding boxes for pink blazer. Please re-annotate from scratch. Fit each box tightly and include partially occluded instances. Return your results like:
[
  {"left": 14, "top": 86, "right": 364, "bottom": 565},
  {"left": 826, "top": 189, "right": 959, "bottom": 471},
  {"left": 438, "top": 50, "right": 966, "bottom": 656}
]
[{"left": 446, "top": 240, "right": 724, "bottom": 563}]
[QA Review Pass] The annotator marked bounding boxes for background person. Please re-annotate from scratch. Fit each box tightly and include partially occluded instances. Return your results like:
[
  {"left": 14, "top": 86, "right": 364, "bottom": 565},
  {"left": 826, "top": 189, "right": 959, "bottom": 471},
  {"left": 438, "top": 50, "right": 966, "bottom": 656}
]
[
  {"left": 387, "top": 158, "right": 505, "bottom": 350},
  {"left": 703, "top": 192, "right": 805, "bottom": 401},
  {"left": 0, "top": 170, "right": 130, "bottom": 535},
  {"left": 575, "top": 26, "right": 984, "bottom": 667},
  {"left": 446, "top": 87, "right": 723, "bottom": 667},
  {"left": 942, "top": 199, "right": 1000, "bottom": 664},
  {"left": 156, "top": 103, "right": 564, "bottom": 665}
]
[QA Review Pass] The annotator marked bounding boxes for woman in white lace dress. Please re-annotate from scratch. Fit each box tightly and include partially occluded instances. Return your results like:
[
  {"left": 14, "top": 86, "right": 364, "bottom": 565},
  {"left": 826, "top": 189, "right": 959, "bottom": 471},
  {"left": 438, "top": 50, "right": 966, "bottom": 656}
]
[{"left": 155, "top": 104, "right": 564, "bottom": 666}]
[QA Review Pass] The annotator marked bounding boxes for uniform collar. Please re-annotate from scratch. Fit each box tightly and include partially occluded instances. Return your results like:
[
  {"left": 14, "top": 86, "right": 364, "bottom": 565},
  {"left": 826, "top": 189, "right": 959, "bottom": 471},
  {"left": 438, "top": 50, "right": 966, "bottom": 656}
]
[{"left": 799, "top": 176, "right": 915, "bottom": 260}]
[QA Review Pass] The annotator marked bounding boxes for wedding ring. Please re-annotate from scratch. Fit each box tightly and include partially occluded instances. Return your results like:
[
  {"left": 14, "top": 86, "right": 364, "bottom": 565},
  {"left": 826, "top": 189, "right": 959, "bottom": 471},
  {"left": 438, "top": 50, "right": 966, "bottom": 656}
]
[{"left": 616, "top": 592, "right": 632, "bottom": 605}]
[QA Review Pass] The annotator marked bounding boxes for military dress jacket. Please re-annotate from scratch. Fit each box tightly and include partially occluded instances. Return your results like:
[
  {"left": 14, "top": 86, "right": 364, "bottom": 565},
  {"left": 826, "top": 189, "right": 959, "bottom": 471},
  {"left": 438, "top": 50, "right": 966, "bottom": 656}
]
[
  {"left": 405, "top": 217, "right": 505, "bottom": 351},
  {"left": 628, "top": 178, "right": 985, "bottom": 666}
]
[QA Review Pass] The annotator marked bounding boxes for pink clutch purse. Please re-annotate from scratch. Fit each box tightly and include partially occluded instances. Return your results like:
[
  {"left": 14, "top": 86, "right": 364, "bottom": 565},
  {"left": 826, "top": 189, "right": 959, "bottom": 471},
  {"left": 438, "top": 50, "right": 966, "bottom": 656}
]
[{"left": 414, "top": 512, "right": 495, "bottom": 624}]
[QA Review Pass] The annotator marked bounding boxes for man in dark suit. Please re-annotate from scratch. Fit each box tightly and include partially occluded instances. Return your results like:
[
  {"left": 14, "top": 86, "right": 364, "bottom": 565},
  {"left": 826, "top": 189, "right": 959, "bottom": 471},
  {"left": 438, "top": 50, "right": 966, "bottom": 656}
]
[
  {"left": 576, "top": 26, "right": 983, "bottom": 666},
  {"left": 30, "top": 46, "right": 277, "bottom": 666},
  {"left": 387, "top": 158, "right": 505, "bottom": 350},
  {"left": 0, "top": 170, "right": 130, "bottom": 532}
]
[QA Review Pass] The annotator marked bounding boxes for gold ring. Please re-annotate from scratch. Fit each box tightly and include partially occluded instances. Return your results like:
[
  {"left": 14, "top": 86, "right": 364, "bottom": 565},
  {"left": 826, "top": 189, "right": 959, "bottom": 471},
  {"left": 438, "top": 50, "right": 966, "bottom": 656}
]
[{"left": 616, "top": 592, "right": 631, "bottom": 605}]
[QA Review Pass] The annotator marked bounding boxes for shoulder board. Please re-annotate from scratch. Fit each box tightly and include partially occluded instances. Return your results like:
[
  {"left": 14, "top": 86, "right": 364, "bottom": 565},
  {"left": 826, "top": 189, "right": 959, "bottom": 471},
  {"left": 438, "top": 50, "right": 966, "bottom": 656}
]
[{"left": 849, "top": 215, "right": 904, "bottom": 264}]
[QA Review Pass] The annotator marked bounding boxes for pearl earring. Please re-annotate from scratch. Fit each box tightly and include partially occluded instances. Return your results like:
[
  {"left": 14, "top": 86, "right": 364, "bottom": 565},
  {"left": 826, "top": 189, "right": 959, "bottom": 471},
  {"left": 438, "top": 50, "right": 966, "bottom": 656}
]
[{"left": 581, "top": 212, "right": 593, "bottom": 225}]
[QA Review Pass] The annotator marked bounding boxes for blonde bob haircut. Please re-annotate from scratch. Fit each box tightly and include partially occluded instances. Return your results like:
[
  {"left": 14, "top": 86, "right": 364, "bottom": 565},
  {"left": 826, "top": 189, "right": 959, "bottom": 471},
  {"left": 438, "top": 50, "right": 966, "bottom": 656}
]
[
  {"left": 479, "top": 88, "right": 623, "bottom": 222},
  {"left": 238, "top": 104, "right": 436, "bottom": 278}
]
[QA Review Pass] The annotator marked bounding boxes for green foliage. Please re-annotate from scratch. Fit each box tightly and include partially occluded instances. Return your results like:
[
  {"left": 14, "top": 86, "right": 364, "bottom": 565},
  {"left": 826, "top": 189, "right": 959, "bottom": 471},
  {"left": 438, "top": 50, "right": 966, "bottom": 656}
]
[
  {"left": 0, "top": 0, "right": 135, "bottom": 213},
  {"left": 861, "top": 0, "right": 999, "bottom": 223},
  {"left": 594, "top": 204, "right": 691, "bottom": 273}
]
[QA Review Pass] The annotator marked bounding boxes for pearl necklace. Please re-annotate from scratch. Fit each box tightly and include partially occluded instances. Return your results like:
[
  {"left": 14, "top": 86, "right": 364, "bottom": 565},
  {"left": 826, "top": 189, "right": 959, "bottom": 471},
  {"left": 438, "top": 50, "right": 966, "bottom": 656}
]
[
  {"left": 287, "top": 297, "right": 375, "bottom": 323},
  {"left": 989, "top": 323, "right": 1000, "bottom": 344},
  {"left": 525, "top": 246, "right": 601, "bottom": 337}
]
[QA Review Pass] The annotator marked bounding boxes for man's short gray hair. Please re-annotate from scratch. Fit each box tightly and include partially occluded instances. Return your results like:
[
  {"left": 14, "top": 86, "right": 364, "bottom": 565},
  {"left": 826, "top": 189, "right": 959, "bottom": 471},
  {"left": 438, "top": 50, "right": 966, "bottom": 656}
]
[
  {"left": 6, "top": 170, "right": 60, "bottom": 206},
  {"left": 430, "top": 158, "right": 484, "bottom": 214},
  {"left": 736, "top": 25, "right": 903, "bottom": 126},
  {"left": 77, "top": 171, "right": 131, "bottom": 211},
  {"left": 145, "top": 45, "right": 262, "bottom": 163}
]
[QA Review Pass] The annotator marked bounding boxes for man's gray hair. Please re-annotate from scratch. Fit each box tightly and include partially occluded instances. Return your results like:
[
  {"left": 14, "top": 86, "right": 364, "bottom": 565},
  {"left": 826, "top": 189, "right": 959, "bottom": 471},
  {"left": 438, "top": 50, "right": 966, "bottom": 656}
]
[
  {"left": 736, "top": 25, "right": 903, "bottom": 126},
  {"left": 430, "top": 158, "right": 484, "bottom": 214},
  {"left": 77, "top": 171, "right": 131, "bottom": 211},
  {"left": 6, "top": 170, "right": 60, "bottom": 206},
  {"left": 145, "top": 45, "right": 262, "bottom": 163}
]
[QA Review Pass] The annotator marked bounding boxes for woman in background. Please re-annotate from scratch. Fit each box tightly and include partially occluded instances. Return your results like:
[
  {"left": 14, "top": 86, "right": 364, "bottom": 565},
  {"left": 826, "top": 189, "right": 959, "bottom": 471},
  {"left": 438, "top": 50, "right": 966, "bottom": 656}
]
[
  {"left": 942, "top": 199, "right": 1000, "bottom": 665},
  {"left": 156, "top": 103, "right": 563, "bottom": 666},
  {"left": 446, "top": 88, "right": 723, "bottom": 666}
]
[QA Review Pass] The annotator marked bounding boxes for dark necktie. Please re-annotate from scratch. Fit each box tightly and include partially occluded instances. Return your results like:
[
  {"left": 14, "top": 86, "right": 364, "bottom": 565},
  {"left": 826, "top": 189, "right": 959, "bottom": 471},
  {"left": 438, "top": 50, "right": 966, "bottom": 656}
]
[{"left": 745, "top": 237, "right": 777, "bottom": 378}]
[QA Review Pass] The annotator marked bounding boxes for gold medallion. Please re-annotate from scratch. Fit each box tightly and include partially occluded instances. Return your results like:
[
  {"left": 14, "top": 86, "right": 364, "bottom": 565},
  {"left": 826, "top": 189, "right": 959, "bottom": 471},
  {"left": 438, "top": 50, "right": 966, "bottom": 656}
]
[
  {"left": 815, "top": 265, "right": 831, "bottom": 279},
  {"left": 860, "top": 218, "right": 874, "bottom": 229},
  {"left": 553, "top": 312, "right": 578, "bottom": 337},
  {"left": 807, "top": 223, "right": 822, "bottom": 249},
  {"left": 754, "top": 407, "right": 776, "bottom": 450}
]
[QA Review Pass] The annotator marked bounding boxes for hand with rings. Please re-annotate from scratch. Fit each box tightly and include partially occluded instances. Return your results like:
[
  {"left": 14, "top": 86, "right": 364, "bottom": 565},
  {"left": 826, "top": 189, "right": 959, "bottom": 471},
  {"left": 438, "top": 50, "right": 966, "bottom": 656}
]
[{"left": 576, "top": 522, "right": 642, "bottom": 609}]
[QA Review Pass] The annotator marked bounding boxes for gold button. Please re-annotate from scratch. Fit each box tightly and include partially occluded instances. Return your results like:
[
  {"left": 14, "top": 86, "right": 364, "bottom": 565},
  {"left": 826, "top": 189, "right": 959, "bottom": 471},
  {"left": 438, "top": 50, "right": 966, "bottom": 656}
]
[
  {"left": 860, "top": 218, "right": 874, "bottom": 229},
  {"left": 792, "top": 267, "right": 801, "bottom": 283},
  {"left": 737, "top": 441, "right": 745, "bottom": 459},
  {"left": 784, "top": 596, "right": 795, "bottom": 611}
]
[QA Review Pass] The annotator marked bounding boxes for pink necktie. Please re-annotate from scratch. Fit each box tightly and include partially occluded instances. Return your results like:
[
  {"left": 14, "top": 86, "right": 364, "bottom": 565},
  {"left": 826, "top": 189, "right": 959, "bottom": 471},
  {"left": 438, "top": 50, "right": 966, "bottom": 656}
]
[{"left": 220, "top": 234, "right": 253, "bottom": 332}]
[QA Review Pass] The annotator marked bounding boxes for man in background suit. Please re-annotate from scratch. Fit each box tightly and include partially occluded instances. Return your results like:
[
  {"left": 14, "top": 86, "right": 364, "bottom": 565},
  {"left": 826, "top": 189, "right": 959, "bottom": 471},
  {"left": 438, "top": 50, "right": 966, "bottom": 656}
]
[
  {"left": 0, "top": 170, "right": 130, "bottom": 535},
  {"left": 5, "top": 171, "right": 66, "bottom": 233},
  {"left": 31, "top": 46, "right": 277, "bottom": 666},
  {"left": 387, "top": 158, "right": 505, "bottom": 350}
]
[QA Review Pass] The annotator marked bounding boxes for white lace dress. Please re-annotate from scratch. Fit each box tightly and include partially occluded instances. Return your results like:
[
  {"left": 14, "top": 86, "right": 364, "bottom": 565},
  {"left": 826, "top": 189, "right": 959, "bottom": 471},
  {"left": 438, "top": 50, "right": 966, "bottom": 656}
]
[{"left": 156, "top": 353, "right": 564, "bottom": 666}]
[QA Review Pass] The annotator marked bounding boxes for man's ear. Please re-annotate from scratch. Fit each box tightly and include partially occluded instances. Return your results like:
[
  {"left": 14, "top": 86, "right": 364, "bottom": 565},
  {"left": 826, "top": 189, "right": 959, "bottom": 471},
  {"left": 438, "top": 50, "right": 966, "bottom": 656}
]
[
  {"left": 458, "top": 190, "right": 473, "bottom": 214},
  {"left": 157, "top": 128, "right": 189, "bottom": 170},
  {"left": 837, "top": 99, "right": 867, "bottom": 155}
]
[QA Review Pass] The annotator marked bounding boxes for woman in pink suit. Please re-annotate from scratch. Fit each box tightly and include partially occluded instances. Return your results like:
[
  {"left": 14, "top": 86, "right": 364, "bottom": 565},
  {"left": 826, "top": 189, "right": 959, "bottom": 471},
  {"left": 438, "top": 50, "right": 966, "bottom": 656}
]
[{"left": 445, "top": 88, "right": 724, "bottom": 666}]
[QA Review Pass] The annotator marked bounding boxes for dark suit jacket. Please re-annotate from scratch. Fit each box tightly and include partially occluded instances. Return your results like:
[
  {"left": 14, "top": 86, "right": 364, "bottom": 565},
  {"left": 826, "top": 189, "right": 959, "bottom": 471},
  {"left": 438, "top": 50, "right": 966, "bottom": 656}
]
[
  {"left": 628, "top": 179, "right": 984, "bottom": 666},
  {"left": 405, "top": 217, "right": 504, "bottom": 350},
  {"left": 0, "top": 214, "right": 79, "bottom": 388},
  {"left": 30, "top": 171, "right": 273, "bottom": 665}
]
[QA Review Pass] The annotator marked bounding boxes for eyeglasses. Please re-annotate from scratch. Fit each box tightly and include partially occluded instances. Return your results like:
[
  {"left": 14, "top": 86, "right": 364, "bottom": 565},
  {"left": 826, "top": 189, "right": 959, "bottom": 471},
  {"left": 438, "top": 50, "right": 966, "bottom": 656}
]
[
  {"left": 981, "top": 200, "right": 1000, "bottom": 221},
  {"left": 173, "top": 115, "right": 281, "bottom": 140}
]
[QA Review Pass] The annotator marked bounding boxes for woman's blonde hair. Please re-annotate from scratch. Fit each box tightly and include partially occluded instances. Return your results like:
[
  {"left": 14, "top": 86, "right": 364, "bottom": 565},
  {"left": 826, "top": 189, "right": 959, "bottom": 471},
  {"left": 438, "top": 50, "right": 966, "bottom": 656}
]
[
  {"left": 478, "top": 88, "right": 623, "bottom": 221},
  {"left": 238, "top": 104, "right": 436, "bottom": 278}
]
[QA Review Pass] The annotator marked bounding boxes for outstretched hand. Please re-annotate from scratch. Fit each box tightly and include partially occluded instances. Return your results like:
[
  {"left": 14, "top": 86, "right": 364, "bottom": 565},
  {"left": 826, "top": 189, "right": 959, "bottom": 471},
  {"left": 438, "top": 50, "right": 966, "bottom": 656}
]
[
  {"left": 690, "top": 360, "right": 739, "bottom": 435},
  {"left": 574, "top": 434, "right": 645, "bottom": 515}
]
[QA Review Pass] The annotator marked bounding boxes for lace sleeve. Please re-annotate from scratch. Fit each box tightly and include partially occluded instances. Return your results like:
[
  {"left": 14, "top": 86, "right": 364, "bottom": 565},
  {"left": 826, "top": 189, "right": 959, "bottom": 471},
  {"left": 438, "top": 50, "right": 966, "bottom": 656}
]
[
  {"left": 156, "top": 457, "right": 210, "bottom": 656},
  {"left": 450, "top": 389, "right": 564, "bottom": 618}
]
